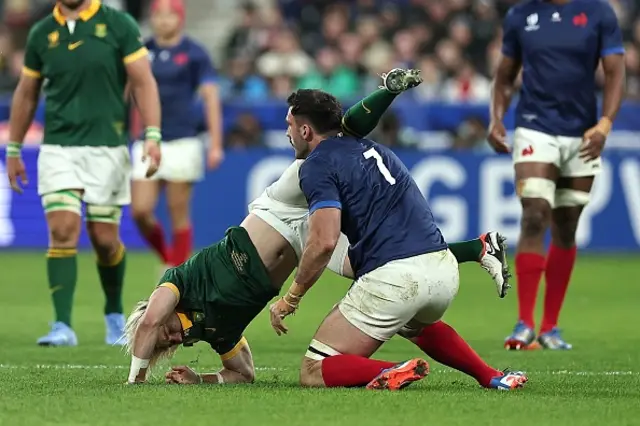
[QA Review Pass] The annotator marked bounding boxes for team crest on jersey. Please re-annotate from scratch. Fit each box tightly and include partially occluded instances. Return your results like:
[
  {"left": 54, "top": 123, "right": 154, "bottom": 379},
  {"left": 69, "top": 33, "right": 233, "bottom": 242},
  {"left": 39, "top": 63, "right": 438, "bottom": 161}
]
[
  {"left": 48, "top": 31, "right": 59, "bottom": 48},
  {"left": 525, "top": 13, "right": 539, "bottom": 31},
  {"left": 95, "top": 23, "right": 107, "bottom": 38}
]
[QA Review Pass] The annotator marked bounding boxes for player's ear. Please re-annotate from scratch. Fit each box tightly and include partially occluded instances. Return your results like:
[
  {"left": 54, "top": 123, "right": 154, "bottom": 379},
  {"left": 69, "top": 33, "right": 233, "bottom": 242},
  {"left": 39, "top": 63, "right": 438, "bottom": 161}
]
[{"left": 301, "top": 124, "right": 311, "bottom": 141}]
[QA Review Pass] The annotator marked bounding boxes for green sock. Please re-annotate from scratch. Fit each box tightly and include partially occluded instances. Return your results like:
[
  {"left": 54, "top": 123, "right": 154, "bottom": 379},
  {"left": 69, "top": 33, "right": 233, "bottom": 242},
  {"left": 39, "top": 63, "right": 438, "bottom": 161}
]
[
  {"left": 97, "top": 243, "right": 126, "bottom": 315},
  {"left": 341, "top": 88, "right": 398, "bottom": 138},
  {"left": 47, "top": 248, "right": 78, "bottom": 327},
  {"left": 448, "top": 239, "right": 485, "bottom": 263}
]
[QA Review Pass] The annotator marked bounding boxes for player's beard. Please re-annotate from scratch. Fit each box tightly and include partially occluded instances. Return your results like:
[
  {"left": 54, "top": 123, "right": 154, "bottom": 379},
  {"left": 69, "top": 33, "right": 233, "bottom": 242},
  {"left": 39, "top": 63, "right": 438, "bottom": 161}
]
[{"left": 59, "top": 0, "right": 87, "bottom": 10}]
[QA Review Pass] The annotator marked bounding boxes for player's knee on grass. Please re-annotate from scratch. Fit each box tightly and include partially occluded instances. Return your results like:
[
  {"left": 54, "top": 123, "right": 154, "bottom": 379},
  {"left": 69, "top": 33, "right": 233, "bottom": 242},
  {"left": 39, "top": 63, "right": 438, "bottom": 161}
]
[
  {"left": 300, "top": 357, "right": 325, "bottom": 387},
  {"left": 300, "top": 339, "right": 342, "bottom": 387}
]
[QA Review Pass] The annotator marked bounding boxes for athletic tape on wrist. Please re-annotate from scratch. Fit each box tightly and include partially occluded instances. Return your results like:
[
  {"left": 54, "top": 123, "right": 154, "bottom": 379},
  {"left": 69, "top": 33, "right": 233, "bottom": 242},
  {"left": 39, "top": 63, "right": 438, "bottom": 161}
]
[
  {"left": 127, "top": 356, "right": 150, "bottom": 383},
  {"left": 144, "top": 127, "right": 162, "bottom": 143},
  {"left": 6, "top": 142, "right": 22, "bottom": 157}
]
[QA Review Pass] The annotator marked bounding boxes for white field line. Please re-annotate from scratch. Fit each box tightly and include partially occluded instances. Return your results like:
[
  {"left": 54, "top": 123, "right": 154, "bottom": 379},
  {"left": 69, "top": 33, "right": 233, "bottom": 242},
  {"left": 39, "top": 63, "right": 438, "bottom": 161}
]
[{"left": 0, "top": 364, "right": 638, "bottom": 376}]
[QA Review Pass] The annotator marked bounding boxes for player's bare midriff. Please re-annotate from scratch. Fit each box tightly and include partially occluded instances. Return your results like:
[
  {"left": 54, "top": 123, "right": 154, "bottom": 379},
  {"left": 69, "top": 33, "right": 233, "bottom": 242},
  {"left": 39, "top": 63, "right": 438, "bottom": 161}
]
[{"left": 240, "top": 213, "right": 298, "bottom": 289}]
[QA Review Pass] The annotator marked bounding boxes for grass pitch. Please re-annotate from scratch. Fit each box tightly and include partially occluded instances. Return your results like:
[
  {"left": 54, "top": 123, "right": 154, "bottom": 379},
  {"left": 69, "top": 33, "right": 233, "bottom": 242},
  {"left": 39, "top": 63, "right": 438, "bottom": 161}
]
[{"left": 0, "top": 252, "right": 639, "bottom": 426}]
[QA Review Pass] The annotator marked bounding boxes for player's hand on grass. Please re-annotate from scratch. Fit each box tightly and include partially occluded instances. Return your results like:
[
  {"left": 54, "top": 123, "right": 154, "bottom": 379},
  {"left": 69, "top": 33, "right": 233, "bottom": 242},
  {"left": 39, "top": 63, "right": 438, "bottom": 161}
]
[
  {"left": 269, "top": 298, "right": 296, "bottom": 336},
  {"left": 207, "top": 145, "right": 224, "bottom": 170},
  {"left": 6, "top": 156, "right": 28, "bottom": 193},
  {"left": 142, "top": 139, "right": 162, "bottom": 178},
  {"left": 580, "top": 129, "right": 606, "bottom": 161},
  {"left": 487, "top": 120, "right": 511, "bottom": 153},
  {"left": 165, "top": 366, "right": 201, "bottom": 384}
]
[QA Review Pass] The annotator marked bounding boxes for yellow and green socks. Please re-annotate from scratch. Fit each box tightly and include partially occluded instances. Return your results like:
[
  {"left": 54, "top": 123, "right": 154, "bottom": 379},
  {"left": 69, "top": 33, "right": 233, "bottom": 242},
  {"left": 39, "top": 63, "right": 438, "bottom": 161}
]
[
  {"left": 97, "top": 243, "right": 126, "bottom": 315},
  {"left": 47, "top": 248, "right": 78, "bottom": 326},
  {"left": 449, "top": 239, "right": 485, "bottom": 263},
  {"left": 342, "top": 88, "right": 398, "bottom": 138}
]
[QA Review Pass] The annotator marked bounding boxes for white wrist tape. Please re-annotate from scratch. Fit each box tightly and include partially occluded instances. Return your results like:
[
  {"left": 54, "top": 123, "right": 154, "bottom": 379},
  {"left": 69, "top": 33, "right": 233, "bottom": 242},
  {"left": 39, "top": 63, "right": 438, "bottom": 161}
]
[
  {"left": 128, "top": 356, "right": 150, "bottom": 383},
  {"left": 215, "top": 372, "right": 224, "bottom": 384}
]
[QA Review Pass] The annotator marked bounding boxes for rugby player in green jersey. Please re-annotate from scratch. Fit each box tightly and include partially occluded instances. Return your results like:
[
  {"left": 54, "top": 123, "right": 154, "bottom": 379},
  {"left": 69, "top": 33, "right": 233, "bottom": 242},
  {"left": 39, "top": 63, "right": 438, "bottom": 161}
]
[
  {"left": 125, "top": 70, "right": 511, "bottom": 387},
  {"left": 6, "top": 0, "right": 162, "bottom": 346}
]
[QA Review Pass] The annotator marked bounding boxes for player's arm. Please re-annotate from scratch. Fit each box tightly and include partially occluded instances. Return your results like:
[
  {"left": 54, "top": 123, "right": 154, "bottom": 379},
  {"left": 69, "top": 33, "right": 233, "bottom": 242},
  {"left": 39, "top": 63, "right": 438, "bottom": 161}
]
[
  {"left": 119, "top": 15, "right": 161, "bottom": 145},
  {"left": 127, "top": 286, "right": 178, "bottom": 383},
  {"left": 166, "top": 338, "right": 255, "bottom": 385},
  {"left": 8, "top": 27, "right": 42, "bottom": 158},
  {"left": 270, "top": 157, "right": 341, "bottom": 334},
  {"left": 341, "top": 69, "right": 421, "bottom": 138},
  {"left": 598, "top": 2, "right": 626, "bottom": 132},
  {"left": 489, "top": 9, "right": 522, "bottom": 153},
  {"left": 195, "top": 47, "right": 224, "bottom": 169},
  {"left": 581, "top": 3, "right": 625, "bottom": 160}
]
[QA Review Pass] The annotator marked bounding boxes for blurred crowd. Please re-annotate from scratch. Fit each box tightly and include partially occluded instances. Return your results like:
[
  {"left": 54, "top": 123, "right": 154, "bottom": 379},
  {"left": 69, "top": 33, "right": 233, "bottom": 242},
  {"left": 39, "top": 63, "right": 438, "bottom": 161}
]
[
  {"left": 222, "top": 0, "right": 640, "bottom": 102},
  {"left": 2, "top": 0, "right": 640, "bottom": 101},
  {"left": 1, "top": 0, "right": 640, "bottom": 151}
]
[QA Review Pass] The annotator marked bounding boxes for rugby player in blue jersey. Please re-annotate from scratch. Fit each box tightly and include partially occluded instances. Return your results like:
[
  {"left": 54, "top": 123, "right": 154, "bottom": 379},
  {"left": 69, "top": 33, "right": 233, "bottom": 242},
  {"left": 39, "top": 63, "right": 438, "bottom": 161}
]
[
  {"left": 270, "top": 88, "right": 527, "bottom": 391},
  {"left": 489, "top": 0, "right": 625, "bottom": 350},
  {"left": 131, "top": 0, "right": 223, "bottom": 271}
]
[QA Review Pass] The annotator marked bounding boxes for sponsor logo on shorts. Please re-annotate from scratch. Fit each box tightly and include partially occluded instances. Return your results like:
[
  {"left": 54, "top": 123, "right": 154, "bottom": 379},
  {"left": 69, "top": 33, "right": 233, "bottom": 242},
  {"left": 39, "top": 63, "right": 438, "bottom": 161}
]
[
  {"left": 231, "top": 250, "right": 249, "bottom": 274},
  {"left": 521, "top": 145, "right": 534, "bottom": 157}
]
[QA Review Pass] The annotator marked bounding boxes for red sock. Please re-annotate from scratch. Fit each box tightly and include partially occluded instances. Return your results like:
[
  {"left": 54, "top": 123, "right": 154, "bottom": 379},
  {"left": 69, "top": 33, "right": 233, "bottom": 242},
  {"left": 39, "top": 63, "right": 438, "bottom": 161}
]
[
  {"left": 321, "top": 355, "right": 396, "bottom": 388},
  {"left": 171, "top": 227, "right": 193, "bottom": 266},
  {"left": 142, "top": 222, "right": 171, "bottom": 264},
  {"left": 540, "top": 244, "right": 577, "bottom": 334},
  {"left": 414, "top": 321, "right": 500, "bottom": 388},
  {"left": 515, "top": 252, "right": 546, "bottom": 329}
]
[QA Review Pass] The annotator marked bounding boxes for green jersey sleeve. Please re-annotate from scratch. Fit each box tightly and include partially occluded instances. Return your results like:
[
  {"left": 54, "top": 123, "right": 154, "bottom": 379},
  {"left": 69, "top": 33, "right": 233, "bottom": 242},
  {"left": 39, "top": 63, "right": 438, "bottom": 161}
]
[
  {"left": 117, "top": 12, "right": 147, "bottom": 64},
  {"left": 23, "top": 26, "right": 43, "bottom": 78}
]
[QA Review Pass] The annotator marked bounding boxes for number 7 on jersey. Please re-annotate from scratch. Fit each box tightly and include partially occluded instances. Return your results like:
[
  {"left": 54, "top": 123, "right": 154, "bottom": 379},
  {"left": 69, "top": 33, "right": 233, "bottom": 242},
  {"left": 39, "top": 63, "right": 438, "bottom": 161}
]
[{"left": 363, "top": 147, "right": 396, "bottom": 185}]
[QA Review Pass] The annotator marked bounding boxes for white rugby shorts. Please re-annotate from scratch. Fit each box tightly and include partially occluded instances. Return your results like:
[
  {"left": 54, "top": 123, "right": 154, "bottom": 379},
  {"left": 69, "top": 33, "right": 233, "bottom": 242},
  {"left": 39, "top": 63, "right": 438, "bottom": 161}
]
[
  {"left": 338, "top": 248, "right": 460, "bottom": 342},
  {"left": 249, "top": 193, "right": 350, "bottom": 276},
  {"left": 513, "top": 127, "right": 602, "bottom": 177},
  {"left": 38, "top": 144, "right": 131, "bottom": 205},
  {"left": 131, "top": 137, "right": 204, "bottom": 182}
]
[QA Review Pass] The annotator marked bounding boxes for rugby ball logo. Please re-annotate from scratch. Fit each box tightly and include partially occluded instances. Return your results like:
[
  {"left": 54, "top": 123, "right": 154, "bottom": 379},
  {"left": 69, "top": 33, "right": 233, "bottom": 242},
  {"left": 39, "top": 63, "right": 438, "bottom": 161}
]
[{"left": 525, "top": 13, "right": 540, "bottom": 31}]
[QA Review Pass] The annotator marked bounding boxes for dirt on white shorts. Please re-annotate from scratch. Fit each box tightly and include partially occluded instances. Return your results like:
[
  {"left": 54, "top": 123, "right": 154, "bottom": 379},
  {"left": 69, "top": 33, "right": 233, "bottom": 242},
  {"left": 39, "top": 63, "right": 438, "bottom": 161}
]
[
  {"left": 131, "top": 137, "right": 204, "bottom": 182},
  {"left": 513, "top": 127, "right": 602, "bottom": 177},
  {"left": 37, "top": 144, "right": 131, "bottom": 205},
  {"left": 338, "top": 248, "right": 460, "bottom": 342}
]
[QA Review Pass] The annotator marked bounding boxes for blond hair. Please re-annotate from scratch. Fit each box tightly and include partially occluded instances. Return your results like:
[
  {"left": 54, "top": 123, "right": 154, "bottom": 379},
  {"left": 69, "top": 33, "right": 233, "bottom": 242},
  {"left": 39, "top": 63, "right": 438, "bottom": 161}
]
[{"left": 124, "top": 300, "right": 178, "bottom": 372}]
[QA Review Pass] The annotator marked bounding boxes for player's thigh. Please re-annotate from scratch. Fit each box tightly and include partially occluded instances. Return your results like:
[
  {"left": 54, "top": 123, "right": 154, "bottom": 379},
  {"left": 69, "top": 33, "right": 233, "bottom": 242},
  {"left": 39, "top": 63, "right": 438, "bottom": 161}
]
[
  {"left": 308, "top": 305, "right": 384, "bottom": 359},
  {"left": 410, "top": 249, "right": 460, "bottom": 326},
  {"left": 513, "top": 127, "right": 561, "bottom": 209},
  {"left": 78, "top": 146, "right": 131, "bottom": 207},
  {"left": 551, "top": 175, "right": 595, "bottom": 245},
  {"left": 130, "top": 179, "right": 162, "bottom": 218},
  {"left": 37, "top": 145, "right": 83, "bottom": 199}
]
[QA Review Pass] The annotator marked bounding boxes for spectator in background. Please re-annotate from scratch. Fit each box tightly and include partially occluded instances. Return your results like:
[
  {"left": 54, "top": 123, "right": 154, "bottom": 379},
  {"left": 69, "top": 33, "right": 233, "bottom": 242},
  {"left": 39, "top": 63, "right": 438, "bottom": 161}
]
[
  {"left": 271, "top": 75, "right": 295, "bottom": 99},
  {"left": 372, "top": 112, "right": 418, "bottom": 149},
  {"left": 0, "top": 28, "right": 19, "bottom": 94},
  {"left": 442, "top": 60, "right": 491, "bottom": 103},
  {"left": 225, "top": 2, "right": 267, "bottom": 60},
  {"left": 414, "top": 56, "right": 443, "bottom": 101},
  {"left": 226, "top": 113, "right": 264, "bottom": 149},
  {"left": 256, "top": 28, "right": 313, "bottom": 80},
  {"left": 298, "top": 46, "right": 359, "bottom": 99},
  {"left": 219, "top": 56, "right": 270, "bottom": 101},
  {"left": 337, "top": 33, "right": 368, "bottom": 79},
  {"left": 451, "top": 117, "right": 492, "bottom": 152},
  {"left": 393, "top": 29, "right": 419, "bottom": 68},
  {"left": 624, "top": 42, "right": 640, "bottom": 100},
  {"left": 435, "top": 39, "right": 463, "bottom": 75}
]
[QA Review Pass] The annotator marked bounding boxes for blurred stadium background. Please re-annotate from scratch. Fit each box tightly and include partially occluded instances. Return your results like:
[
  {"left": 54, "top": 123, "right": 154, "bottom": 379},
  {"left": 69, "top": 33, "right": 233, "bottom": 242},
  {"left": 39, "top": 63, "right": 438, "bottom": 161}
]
[
  {"left": 0, "top": 0, "right": 638, "bottom": 250},
  {"left": 0, "top": 3, "right": 639, "bottom": 423}
]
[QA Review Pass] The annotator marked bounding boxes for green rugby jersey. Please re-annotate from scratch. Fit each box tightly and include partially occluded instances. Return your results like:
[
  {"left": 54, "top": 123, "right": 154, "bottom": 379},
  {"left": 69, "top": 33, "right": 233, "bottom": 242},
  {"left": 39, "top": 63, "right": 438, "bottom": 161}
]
[
  {"left": 158, "top": 227, "right": 278, "bottom": 358},
  {"left": 23, "top": 0, "right": 148, "bottom": 147}
]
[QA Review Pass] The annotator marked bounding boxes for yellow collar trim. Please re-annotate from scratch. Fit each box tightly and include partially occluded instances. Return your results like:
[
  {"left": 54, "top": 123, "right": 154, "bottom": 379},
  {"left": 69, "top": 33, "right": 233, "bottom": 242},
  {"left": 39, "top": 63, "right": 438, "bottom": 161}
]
[
  {"left": 176, "top": 312, "right": 193, "bottom": 331},
  {"left": 53, "top": 0, "right": 101, "bottom": 25}
]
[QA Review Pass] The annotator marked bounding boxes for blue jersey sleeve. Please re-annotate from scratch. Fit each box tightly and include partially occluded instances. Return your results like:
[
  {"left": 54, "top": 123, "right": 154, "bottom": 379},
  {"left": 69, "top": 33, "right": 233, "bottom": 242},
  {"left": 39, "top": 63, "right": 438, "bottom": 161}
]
[
  {"left": 190, "top": 42, "right": 217, "bottom": 86},
  {"left": 501, "top": 8, "right": 521, "bottom": 59},
  {"left": 299, "top": 156, "right": 342, "bottom": 214},
  {"left": 599, "top": 2, "right": 624, "bottom": 57}
]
